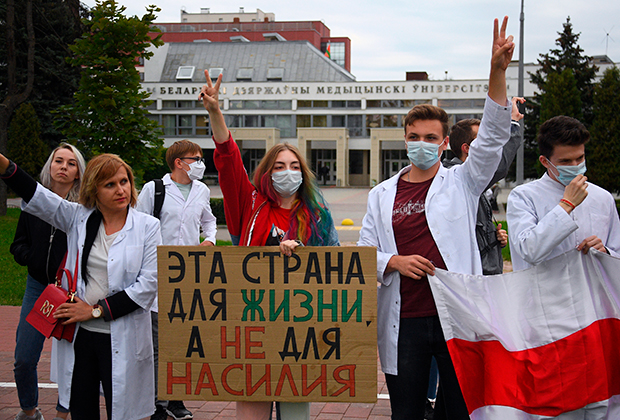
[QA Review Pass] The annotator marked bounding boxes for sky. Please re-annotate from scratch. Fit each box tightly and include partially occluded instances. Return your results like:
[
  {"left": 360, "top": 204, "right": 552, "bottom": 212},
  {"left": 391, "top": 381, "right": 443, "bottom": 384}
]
[{"left": 82, "top": 0, "right": 620, "bottom": 82}]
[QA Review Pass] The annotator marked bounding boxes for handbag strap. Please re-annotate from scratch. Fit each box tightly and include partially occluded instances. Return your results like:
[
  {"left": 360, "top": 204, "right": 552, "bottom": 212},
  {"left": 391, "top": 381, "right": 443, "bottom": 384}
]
[{"left": 55, "top": 250, "right": 79, "bottom": 302}]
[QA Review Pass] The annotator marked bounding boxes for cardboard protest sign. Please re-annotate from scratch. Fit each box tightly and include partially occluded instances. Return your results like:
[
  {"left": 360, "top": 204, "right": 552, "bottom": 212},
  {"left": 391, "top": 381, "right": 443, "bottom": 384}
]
[{"left": 157, "top": 246, "right": 377, "bottom": 403}]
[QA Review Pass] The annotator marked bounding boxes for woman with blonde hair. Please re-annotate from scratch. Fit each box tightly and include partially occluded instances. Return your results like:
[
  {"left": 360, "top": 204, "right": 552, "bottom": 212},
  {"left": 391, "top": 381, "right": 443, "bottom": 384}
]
[
  {"left": 200, "top": 70, "right": 338, "bottom": 420},
  {"left": 2, "top": 151, "right": 161, "bottom": 420},
  {"left": 10, "top": 143, "right": 85, "bottom": 420}
]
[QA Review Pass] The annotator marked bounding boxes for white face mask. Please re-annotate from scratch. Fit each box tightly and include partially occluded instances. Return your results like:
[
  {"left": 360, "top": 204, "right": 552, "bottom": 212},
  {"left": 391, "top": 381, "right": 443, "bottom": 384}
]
[
  {"left": 271, "top": 169, "right": 302, "bottom": 198},
  {"left": 185, "top": 160, "right": 206, "bottom": 181}
]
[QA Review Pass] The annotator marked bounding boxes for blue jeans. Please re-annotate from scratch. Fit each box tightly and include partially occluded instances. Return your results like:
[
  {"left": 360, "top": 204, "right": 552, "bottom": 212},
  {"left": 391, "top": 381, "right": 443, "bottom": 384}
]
[
  {"left": 14, "top": 275, "right": 68, "bottom": 413},
  {"left": 385, "top": 316, "right": 469, "bottom": 420}
]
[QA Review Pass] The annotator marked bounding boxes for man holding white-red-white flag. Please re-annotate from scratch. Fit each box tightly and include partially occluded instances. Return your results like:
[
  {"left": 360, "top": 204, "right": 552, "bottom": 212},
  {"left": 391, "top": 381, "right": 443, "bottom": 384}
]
[{"left": 428, "top": 114, "right": 620, "bottom": 419}]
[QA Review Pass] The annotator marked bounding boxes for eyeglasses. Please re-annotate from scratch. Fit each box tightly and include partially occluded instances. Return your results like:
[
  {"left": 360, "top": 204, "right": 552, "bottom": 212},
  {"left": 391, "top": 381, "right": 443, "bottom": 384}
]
[{"left": 180, "top": 157, "right": 206, "bottom": 164}]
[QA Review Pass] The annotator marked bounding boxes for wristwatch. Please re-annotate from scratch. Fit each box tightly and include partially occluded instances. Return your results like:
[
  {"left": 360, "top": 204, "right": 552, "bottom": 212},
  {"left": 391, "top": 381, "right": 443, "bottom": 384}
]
[{"left": 92, "top": 305, "right": 103, "bottom": 319}]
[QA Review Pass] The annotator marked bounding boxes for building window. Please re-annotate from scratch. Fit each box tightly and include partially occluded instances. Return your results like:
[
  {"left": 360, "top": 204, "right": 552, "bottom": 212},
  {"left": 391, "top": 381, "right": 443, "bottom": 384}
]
[
  {"left": 349, "top": 150, "right": 366, "bottom": 175},
  {"left": 347, "top": 115, "right": 363, "bottom": 137},
  {"left": 313, "top": 115, "right": 327, "bottom": 127},
  {"left": 175, "top": 66, "right": 195, "bottom": 80},
  {"left": 296, "top": 115, "right": 311, "bottom": 128},
  {"left": 161, "top": 100, "right": 199, "bottom": 109},
  {"left": 236, "top": 68, "right": 254, "bottom": 81},
  {"left": 321, "top": 42, "right": 346, "bottom": 68},
  {"left": 266, "top": 68, "right": 284, "bottom": 80},
  {"left": 331, "top": 115, "right": 346, "bottom": 127},
  {"left": 159, "top": 114, "right": 213, "bottom": 137},
  {"left": 209, "top": 68, "right": 223, "bottom": 81},
  {"left": 229, "top": 100, "right": 292, "bottom": 109}
]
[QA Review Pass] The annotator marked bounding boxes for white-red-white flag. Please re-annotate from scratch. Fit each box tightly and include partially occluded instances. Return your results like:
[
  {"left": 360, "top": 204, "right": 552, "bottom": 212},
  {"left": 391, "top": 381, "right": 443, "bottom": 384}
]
[{"left": 429, "top": 249, "right": 620, "bottom": 419}]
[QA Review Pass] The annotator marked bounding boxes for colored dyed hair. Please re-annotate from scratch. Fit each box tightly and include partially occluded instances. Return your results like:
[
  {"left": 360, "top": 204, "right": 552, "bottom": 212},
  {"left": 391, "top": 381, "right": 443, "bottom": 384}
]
[{"left": 252, "top": 143, "right": 334, "bottom": 245}]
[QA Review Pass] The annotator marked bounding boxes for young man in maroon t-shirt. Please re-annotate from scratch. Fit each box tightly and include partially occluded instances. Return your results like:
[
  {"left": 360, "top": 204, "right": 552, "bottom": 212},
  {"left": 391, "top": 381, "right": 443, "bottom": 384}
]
[{"left": 358, "top": 17, "right": 515, "bottom": 420}]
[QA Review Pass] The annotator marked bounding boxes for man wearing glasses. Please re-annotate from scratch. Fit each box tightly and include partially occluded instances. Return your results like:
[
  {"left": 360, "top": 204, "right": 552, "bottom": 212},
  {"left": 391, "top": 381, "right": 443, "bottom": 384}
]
[{"left": 137, "top": 140, "right": 217, "bottom": 420}]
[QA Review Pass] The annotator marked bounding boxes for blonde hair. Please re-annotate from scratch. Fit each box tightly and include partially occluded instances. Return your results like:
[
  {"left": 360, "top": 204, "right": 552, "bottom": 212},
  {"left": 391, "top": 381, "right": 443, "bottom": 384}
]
[
  {"left": 39, "top": 143, "right": 86, "bottom": 202},
  {"left": 79, "top": 154, "right": 138, "bottom": 209}
]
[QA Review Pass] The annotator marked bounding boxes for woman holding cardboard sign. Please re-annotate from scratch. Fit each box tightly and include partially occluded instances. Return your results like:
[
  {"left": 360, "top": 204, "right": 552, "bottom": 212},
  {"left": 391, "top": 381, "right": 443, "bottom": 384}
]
[
  {"left": 0, "top": 152, "right": 161, "bottom": 420},
  {"left": 200, "top": 69, "right": 339, "bottom": 420}
]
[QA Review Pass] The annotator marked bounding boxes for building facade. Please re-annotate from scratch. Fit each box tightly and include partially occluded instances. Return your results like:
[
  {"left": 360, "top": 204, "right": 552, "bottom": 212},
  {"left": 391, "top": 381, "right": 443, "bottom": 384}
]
[{"left": 141, "top": 11, "right": 616, "bottom": 186}]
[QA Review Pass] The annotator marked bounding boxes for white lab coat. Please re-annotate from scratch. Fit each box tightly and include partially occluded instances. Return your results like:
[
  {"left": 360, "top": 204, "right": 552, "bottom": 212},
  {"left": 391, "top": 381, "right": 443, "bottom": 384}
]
[
  {"left": 137, "top": 173, "right": 217, "bottom": 312},
  {"left": 507, "top": 172, "right": 620, "bottom": 271},
  {"left": 358, "top": 96, "right": 511, "bottom": 375},
  {"left": 23, "top": 184, "right": 161, "bottom": 420}
]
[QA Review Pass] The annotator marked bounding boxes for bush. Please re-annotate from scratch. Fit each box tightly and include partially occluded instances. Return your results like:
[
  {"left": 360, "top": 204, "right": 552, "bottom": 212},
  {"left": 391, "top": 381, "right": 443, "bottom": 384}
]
[{"left": 210, "top": 197, "right": 226, "bottom": 226}]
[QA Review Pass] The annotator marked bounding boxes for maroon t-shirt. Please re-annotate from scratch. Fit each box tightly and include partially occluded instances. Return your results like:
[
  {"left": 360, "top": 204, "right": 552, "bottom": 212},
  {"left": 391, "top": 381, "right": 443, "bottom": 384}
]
[{"left": 393, "top": 176, "right": 446, "bottom": 318}]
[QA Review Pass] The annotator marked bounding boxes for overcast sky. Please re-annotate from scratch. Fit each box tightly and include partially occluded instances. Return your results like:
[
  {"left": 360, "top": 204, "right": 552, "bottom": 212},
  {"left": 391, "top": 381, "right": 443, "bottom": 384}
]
[{"left": 82, "top": 0, "right": 620, "bottom": 81}]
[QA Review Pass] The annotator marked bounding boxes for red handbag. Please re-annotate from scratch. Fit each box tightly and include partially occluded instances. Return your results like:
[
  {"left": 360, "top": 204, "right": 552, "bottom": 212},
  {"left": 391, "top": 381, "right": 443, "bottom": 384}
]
[{"left": 26, "top": 251, "right": 79, "bottom": 343}]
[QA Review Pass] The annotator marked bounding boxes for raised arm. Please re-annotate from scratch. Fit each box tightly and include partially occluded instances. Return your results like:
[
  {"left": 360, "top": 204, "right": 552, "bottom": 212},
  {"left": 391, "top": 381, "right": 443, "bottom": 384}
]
[
  {"left": 488, "top": 16, "right": 514, "bottom": 106},
  {"left": 199, "top": 69, "right": 229, "bottom": 143}
]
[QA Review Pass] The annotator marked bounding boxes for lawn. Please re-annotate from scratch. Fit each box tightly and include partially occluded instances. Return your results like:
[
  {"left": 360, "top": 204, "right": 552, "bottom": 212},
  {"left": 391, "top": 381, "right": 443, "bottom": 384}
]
[{"left": 0, "top": 208, "right": 28, "bottom": 306}]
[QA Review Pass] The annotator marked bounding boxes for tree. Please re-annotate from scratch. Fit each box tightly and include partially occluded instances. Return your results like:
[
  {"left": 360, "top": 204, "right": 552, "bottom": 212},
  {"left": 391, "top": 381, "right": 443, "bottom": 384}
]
[
  {"left": 54, "top": 0, "right": 164, "bottom": 181},
  {"left": 587, "top": 66, "right": 620, "bottom": 194},
  {"left": 8, "top": 103, "right": 48, "bottom": 177},
  {"left": 521, "top": 17, "right": 598, "bottom": 180},
  {"left": 0, "top": 0, "right": 35, "bottom": 215},
  {"left": 0, "top": 0, "right": 85, "bottom": 149},
  {"left": 539, "top": 69, "right": 582, "bottom": 123}
]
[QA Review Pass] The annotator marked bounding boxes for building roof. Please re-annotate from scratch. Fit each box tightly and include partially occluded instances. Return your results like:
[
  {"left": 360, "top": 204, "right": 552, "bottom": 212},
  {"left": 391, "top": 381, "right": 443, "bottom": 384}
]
[{"left": 154, "top": 41, "right": 356, "bottom": 83}]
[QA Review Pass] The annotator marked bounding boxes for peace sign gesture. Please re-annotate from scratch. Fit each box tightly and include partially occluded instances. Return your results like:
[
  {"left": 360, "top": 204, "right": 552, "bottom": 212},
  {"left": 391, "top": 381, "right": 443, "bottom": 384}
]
[
  {"left": 491, "top": 16, "right": 515, "bottom": 72},
  {"left": 488, "top": 16, "right": 513, "bottom": 105},
  {"left": 199, "top": 69, "right": 222, "bottom": 113},
  {"left": 199, "top": 69, "right": 229, "bottom": 143}
]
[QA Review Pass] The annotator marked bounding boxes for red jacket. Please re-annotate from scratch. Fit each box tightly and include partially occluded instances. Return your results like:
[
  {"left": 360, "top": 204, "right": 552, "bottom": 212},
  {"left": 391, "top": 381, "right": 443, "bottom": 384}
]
[{"left": 214, "top": 133, "right": 279, "bottom": 246}]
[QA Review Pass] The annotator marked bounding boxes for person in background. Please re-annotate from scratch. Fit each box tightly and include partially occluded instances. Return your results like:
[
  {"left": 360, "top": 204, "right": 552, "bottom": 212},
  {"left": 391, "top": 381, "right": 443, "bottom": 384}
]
[
  {"left": 442, "top": 96, "right": 525, "bottom": 275},
  {"left": 10, "top": 143, "right": 85, "bottom": 420},
  {"left": 1, "top": 152, "right": 161, "bottom": 420},
  {"left": 199, "top": 68, "right": 339, "bottom": 420},
  {"left": 137, "top": 139, "right": 217, "bottom": 420}
]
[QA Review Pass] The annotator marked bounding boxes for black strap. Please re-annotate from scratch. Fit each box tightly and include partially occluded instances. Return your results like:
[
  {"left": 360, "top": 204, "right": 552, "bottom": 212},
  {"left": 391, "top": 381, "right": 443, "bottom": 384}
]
[{"left": 153, "top": 179, "right": 165, "bottom": 219}]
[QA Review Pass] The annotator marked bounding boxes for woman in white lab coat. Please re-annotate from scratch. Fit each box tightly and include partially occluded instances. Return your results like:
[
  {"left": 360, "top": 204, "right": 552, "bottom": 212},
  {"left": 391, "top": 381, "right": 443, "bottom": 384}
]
[{"left": 0, "top": 152, "right": 161, "bottom": 420}]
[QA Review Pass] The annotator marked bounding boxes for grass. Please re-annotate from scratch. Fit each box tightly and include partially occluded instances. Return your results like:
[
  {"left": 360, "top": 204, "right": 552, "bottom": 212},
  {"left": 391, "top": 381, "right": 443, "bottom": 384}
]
[
  {"left": 496, "top": 220, "right": 511, "bottom": 262},
  {"left": 0, "top": 208, "right": 28, "bottom": 306}
]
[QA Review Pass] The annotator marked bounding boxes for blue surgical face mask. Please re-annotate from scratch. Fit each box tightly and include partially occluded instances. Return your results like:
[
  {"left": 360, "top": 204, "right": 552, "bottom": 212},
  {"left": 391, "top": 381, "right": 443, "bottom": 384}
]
[
  {"left": 406, "top": 140, "right": 442, "bottom": 170},
  {"left": 547, "top": 159, "right": 587, "bottom": 186}
]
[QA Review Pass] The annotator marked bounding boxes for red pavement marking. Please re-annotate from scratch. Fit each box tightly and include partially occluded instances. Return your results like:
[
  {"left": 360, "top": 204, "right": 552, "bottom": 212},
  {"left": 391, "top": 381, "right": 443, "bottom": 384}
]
[{"left": 0, "top": 306, "right": 389, "bottom": 419}]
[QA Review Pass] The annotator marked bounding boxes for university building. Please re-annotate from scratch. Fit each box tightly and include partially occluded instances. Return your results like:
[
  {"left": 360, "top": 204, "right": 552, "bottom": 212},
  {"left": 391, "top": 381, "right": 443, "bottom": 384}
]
[{"left": 140, "top": 9, "right": 616, "bottom": 186}]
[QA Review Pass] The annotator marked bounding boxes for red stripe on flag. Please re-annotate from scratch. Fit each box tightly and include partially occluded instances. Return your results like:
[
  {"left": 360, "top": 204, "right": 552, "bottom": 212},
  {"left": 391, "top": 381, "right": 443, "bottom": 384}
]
[{"left": 447, "top": 317, "right": 620, "bottom": 416}]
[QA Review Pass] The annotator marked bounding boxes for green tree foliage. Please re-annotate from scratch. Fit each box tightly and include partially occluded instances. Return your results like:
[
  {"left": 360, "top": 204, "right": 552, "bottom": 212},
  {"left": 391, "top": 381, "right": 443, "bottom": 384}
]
[
  {"left": 0, "top": 0, "right": 84, "bottom": 150},
  {"left": 521, "top": 17, "right": 598, "bottom": 180},
  {"left": 539, "top": 69, "right": 582, "bottom": 123},
  {"left": 8, "top": 103, "right": 48, "bottom": 177},
  {"left": 54, "top": 0, "right": 164, "bottom": 181},
  {"left": 587, "top": 67, "right": 620, "bottom": 194}
]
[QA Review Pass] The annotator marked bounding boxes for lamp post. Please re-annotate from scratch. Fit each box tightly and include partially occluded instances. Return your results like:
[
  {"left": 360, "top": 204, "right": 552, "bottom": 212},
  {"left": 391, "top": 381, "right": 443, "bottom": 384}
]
[{"left": 516, "top": 0, "right": 525, "bottom": 185}]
